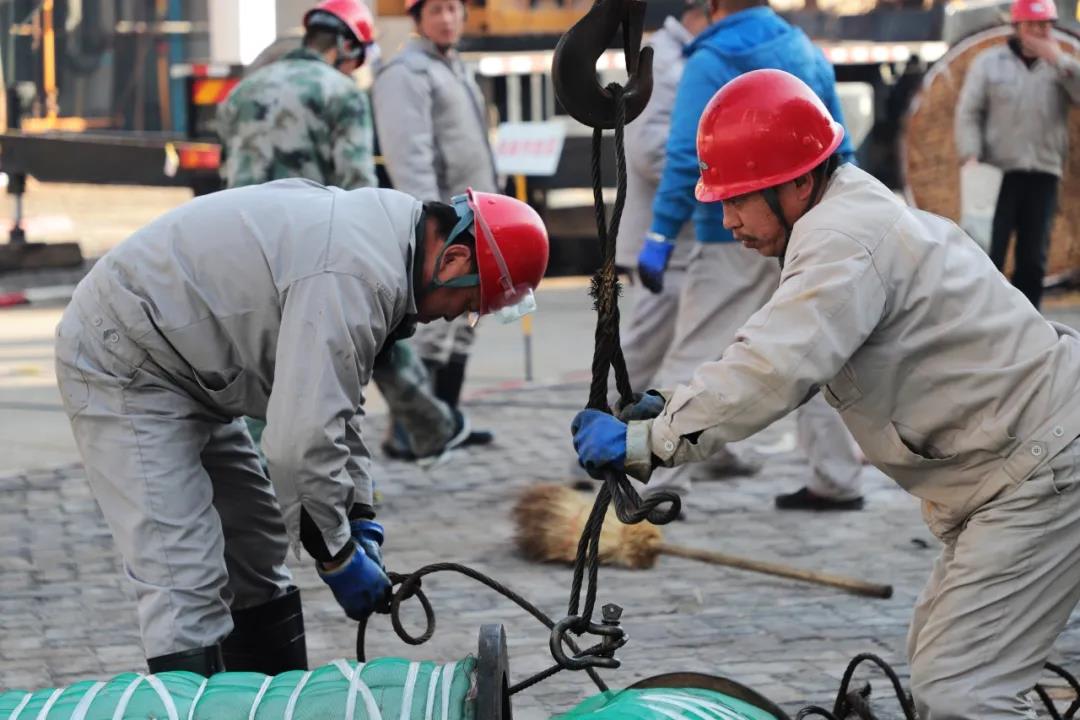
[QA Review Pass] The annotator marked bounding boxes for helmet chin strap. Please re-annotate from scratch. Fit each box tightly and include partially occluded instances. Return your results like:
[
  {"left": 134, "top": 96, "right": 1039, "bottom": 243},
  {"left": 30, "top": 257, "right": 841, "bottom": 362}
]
[
  {"left": 760, "top": 155, "right": 840, "bottom": 270},
  {"left": 425, "top": 195, "right": 480, "bottom": 296}
]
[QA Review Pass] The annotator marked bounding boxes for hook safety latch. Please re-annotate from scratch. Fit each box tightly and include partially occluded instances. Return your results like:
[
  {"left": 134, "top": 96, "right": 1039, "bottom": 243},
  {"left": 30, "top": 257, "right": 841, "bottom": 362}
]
[{"left": 551, "top": 0, "right": 653, "bottom": 129}]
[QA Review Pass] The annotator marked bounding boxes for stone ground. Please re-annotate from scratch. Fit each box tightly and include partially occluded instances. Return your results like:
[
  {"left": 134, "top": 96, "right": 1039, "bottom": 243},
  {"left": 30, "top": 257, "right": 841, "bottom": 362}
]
[{"left": 3, "top": 382, "right": 1080, "bottom": 719}]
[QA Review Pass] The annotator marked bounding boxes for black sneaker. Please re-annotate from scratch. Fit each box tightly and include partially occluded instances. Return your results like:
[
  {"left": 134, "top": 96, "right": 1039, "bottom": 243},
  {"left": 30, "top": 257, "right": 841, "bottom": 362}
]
[{"left": 775, "top": 486, "right": 864, "bottom": 511}]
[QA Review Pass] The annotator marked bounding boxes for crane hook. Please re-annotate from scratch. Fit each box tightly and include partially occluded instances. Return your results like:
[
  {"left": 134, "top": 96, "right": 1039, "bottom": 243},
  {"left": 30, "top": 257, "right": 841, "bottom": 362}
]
[{"left": 551, "top": 0, "right": 654, "bottom": 130}]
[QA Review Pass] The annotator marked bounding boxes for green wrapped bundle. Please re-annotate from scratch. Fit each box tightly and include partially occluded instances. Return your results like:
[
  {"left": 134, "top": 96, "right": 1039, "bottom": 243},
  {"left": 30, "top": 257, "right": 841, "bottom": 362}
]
[
  {"left": 0, "top": 657, "right": 476, "bottom": 720},
  {"left": 554, "top": 687, "right": 781, "bottom": 720}
]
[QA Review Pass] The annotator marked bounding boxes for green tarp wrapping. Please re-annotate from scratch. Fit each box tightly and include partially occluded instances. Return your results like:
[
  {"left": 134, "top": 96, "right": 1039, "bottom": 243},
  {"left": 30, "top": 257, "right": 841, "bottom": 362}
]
[
  {"left": 0, "top": 657, "right": 477, "bottom": 720},
  {"left": 554, "top": 687, "right": 780, "bottom": 720}
]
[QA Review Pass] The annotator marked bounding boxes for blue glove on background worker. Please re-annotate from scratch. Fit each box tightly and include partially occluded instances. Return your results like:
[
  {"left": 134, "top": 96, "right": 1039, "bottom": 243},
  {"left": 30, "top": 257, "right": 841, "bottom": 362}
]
[
  {"left": 318, "top": 520, "right": 392, "bottom": 621},
  {"left": 571, "top": 409, "right": 629, "bottom": 479},
  {"left": 637, "top": 233, "right": 676, "bottom": 293}
]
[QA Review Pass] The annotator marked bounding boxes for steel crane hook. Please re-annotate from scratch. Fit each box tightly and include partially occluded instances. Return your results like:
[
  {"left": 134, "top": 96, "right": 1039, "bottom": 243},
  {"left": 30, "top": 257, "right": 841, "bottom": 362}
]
[{"left": 551, "top": 0, "right": 654, "bottom": 130}]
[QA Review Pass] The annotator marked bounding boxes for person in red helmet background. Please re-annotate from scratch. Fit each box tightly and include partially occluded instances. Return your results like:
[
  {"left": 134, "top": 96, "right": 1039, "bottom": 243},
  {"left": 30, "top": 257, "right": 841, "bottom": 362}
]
[
  {"left": 55, "top": 176, "right": 548, "bottom": 676},
  {"left": 955, "top": 0, "right": 1080, "bottom": 309},
  {"left": 573, "top": 69, "right": 1080, "bottom": 719},
  {"left": 218, "top": 0, "right": 378, "bottom": 190},
  {"left": 371, "top": 0, "right": 500, "bottom": 459}
]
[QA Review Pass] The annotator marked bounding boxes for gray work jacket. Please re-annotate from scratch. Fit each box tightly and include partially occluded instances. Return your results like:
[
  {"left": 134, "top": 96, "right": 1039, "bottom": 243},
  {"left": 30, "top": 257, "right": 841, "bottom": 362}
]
[
  {"left": 76, "top": 179, "right": 423, "bottom": 555},
  {"left": 616, "top": 16, "right": 697, "bottom": 269},
  {"left": 627, "top": 164, "right": 1080, "bottom": 539},
  {"left": 956, "top": 41, "right": 1080, "bottom": 176},
  {"left": 372, "top": 37, "right": 497, "bottom": 201}
]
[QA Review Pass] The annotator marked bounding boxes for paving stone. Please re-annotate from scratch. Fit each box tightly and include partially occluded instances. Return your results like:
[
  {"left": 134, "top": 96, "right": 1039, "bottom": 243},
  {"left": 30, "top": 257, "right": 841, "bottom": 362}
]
[{"left": 1, "top": 384, "right": 1079, "bottom": 720}]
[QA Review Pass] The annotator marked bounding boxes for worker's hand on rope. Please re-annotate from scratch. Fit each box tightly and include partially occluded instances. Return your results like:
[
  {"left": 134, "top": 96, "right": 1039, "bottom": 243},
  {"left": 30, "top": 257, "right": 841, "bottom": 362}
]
[
  {"left": 571, "top": 409, "right": 628, "bottom": 479},
  {"left": 318, "top": 536, "right": 392, "bottom": 622},
  {"left": 615, "top": 390, "right": 666, "bottom": 422},
  {"left": 637, "top": 233, "right": 675, "bottom": 294}
]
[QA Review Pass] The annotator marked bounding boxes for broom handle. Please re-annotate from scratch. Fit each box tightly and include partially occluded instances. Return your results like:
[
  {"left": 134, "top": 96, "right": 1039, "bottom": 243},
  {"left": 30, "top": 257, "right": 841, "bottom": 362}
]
[{"left": 657, "top": 543, "right": 893, "bottom": 599}]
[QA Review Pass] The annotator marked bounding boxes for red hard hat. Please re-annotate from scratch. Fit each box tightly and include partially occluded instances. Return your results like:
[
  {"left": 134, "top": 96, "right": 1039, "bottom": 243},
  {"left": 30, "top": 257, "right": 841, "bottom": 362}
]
[
  {"left": 695, "top": 69, "right": 845, "bottom": 203},
  {"left": 467, "top": 189, "right": 550, "bottom": 316},
  {"left": 304, "top": 0, "right": 375, "bottom": 44},
  {"left": 1011, "top": 0, "right": 1058, "bottom": 22}
]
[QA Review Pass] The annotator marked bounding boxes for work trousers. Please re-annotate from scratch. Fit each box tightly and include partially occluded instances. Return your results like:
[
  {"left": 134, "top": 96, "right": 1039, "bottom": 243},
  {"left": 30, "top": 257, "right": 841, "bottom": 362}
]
[
  {"left": 907, "top": 437, "right": 1080, "bottom": 719},
  {"left": 411, "top": 315, "right": 475, "bottom": 366},
  {"left": 989, "top": 170, "right": 1060, "bottom": 310},
  {"left": 619, "top": 267, "right": 687, "bottom": 396},
  {"left": 55, "top": 298, "right": 293, "bottom": 659},
  {"left": 646, "top": 242, "right": 862, "bottom": 499},
  {"left": 371, "top": 341, "right": 456, "bottom": 457}
]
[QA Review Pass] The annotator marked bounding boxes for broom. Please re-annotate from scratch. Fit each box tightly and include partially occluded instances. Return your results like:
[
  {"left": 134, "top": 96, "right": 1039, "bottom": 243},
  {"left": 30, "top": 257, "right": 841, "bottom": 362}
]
[{"left": 513, "top": 484, "right": 893, "bottom": 599}]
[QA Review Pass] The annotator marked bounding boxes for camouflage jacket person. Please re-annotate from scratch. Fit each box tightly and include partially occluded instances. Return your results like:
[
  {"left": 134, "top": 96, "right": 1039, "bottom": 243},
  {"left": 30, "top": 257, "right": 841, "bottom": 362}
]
[{"left": 217, "top": 47, "right": 376, "bottom": 189}]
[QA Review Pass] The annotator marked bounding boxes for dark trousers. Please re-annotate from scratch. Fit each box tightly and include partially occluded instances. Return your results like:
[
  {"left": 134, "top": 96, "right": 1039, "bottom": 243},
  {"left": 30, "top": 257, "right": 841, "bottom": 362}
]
[{"left": 989, "top": 170, "right": 1060, "bottom": 309}]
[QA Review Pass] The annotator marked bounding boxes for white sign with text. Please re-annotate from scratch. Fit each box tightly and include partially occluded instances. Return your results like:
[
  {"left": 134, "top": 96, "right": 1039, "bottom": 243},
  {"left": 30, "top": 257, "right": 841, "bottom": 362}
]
[{"left": 493, "top": 121, "right": 567, "bottom": 177}]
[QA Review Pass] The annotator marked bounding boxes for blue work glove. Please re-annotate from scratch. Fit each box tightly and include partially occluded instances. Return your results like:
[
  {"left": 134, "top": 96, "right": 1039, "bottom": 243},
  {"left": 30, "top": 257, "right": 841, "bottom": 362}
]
[
  {"left": 637, "top": 234, "right": 675, "bottom": 294},
  {"left": 318, "top": 535, "right": 391, "bottom": 622},
  {"left": 350, "top": 519, "right": 386, "bottom": 572},
  {"left": 615, "top": 390, "right": 666, "bottom": 422},
  {"left": 571, "top": 409, "right": 628, "bottom": 479}
]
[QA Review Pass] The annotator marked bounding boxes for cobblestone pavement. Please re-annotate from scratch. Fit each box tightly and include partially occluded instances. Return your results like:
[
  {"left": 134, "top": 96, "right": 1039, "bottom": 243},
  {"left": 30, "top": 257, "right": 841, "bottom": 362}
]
[{"left": 3, "top": 382, "right": 1080, "bottom": 719}]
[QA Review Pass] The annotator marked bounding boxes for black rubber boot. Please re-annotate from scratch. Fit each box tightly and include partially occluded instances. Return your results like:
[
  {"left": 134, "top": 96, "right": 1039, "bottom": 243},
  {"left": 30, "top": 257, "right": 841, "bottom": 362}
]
[
  {"left": 147, "top": 645, "right": 225, "bottom": 676},
  {"left": 222, "top": 586, "right": 308, "bottom": 674}
]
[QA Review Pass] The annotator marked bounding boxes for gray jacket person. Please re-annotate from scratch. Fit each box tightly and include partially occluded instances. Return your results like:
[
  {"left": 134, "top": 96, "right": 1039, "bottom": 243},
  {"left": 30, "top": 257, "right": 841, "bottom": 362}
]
[
  {"left": 955, "top": 0, "right": 1080, "bottom": 308},
  {"left": 372, "top": 0, "right": 500, "bottom": 454},
  {"left": 55, "top": 180, "right": 548, "bottom": 676}
]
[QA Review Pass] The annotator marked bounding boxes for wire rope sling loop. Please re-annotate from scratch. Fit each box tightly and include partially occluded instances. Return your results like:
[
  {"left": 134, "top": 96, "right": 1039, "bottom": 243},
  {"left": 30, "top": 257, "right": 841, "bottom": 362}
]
[{"left": 547, "top": 0, "right": 681, "bottom": 691}]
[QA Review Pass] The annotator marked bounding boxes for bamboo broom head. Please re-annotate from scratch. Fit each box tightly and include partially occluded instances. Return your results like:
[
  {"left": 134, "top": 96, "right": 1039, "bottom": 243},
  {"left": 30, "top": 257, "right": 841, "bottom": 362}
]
[{"left": 512, "top": 483, "right": 663, "bottom": 570}]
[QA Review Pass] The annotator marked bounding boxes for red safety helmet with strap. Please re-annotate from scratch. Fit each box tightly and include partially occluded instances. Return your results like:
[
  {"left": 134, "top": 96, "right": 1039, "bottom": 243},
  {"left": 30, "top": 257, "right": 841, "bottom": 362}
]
[
  {"left": 695, "top": 68, "right": 845, "bottom": 203},
  {"left": 304, "top": 0, "right": 375, "bottom": 46},
  {"left": 1011, "top": 0, "right": 1058, "bottom": 22},
  {"left": 437, "top": 190, "right": 549, "bottom": 322}
]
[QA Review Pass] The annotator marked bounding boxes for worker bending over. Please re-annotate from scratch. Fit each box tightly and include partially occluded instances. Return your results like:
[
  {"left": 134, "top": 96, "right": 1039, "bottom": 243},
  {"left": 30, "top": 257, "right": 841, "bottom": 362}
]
[{"left": 55, "top": 180, "right": 548, "bottom": 676}]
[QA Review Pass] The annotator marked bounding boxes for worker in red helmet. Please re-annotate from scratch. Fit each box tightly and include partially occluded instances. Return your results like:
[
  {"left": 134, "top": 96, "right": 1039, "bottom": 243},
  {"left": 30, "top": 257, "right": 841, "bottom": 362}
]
[
  {"left": 372, "top": 0, "right": 500, "bottom": 460},
  {"left": 574, "top": 68, "right": 1080, "bottom": 719},
  {"left": 55, "top": 180, "right": 548, "bottom": 677},
  {"left": 218, "top": 0, "right": 377, "bottom": 190},
  {"left": 955, "top": 0, "right": 1080, "bottom": 309}
]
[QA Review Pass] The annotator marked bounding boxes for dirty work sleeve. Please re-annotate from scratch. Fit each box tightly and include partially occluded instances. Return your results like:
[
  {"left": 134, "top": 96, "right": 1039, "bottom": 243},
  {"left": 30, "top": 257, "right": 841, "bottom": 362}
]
[
  {"left": 263, "top": 271, "right": 385, "bottom": 558},
  {"left": 955, "top": 54, "right": 989, "bottom": 162},
  {"left": 328, "top": 87, "right": 378, "bottom": 189},
  {"left": 343, "top": 412, "right": 373, "bottom": 508},
  {"left": 623, "top": 230, "right": 887, "bottom": 481},
  {"left": 372, "top": 64, "right": 440, "bottom": 201}
]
